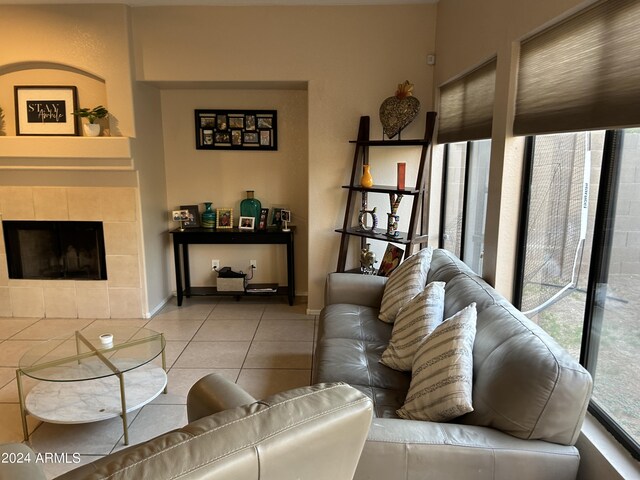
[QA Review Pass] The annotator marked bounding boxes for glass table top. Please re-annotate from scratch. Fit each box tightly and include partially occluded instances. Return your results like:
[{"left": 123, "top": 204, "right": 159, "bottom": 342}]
[{"left": 18, "top": 326, "right": 165, "bottom": 382}]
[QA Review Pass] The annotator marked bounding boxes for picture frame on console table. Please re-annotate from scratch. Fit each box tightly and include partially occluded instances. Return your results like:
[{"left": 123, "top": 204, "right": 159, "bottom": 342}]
[
  {"left": 179, "top": 205, "right": 200, "bottom": 228},
  {"left": 14, "top": 85, "right": 79, "bottom": 136},
  {"left": 195, "top": 109, "right": 277, "bottom": 150},
  {"left": 216, "top": 208, "right": 233, "bottom": 229}
]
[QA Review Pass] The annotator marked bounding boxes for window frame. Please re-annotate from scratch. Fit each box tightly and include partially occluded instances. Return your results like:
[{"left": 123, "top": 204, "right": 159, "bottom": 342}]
[{"left": 514, "top": 130, "right": 640, "bottom": 460}]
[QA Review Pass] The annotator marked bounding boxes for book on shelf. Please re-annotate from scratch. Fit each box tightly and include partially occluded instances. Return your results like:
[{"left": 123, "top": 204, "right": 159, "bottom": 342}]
[{"left": 246, "top": 283, "right": 278, "bottom": 293}]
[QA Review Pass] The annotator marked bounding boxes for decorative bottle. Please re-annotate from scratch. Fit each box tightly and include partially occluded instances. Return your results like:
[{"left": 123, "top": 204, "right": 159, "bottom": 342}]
[
  {"left": 360, "top": 164, "right": 374, "bottom": 188},
  {"left": 201, "top": 202, "right": 216, "bottom": 228},
  {"left": 240, "top": 190, "right": 262, "bottom": 225}
]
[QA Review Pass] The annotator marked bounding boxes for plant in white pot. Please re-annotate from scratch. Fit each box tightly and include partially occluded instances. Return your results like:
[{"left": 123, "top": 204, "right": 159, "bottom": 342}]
[{"left": 73, "top": 105, "right": 108, "bottom": 137}]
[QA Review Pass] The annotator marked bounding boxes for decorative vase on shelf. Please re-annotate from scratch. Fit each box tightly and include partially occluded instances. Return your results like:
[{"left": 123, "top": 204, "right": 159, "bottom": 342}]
[
  {"left": 201, "top": 202, "right": 216, "bottom": 228},
  {"left": 83, "top": 123, "right": 101, "bottom": 137},
  {"left": 240, "top": 190, "right": 262, "bottom": 225},
  {"left": 360, "top": 165, "right": 374, "bottom": 188}
]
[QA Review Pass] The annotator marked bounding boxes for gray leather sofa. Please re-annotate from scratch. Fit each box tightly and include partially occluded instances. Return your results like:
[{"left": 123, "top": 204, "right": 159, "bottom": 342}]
[
  {"left": 0, "top": 375, "right": 373, "bottom": 480},
  {"left": 313, "top": 248, "right": 593, "bottom": 480}
]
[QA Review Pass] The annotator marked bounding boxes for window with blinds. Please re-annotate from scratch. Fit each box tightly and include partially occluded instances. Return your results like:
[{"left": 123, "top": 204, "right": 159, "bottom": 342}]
[
  {"left": 514, "top": 0, "right": 640, "bottom": 135},
  {"left": 438, "top": 58, "right": 497, "bottom": 144}
]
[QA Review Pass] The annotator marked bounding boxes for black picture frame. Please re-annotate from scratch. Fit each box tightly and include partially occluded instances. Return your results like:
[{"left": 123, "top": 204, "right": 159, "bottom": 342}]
[
  {"left": 14, "top": 85, "right": 79, "bottom": 136},
  {"left": 195, "top": 109, "right": 277, "bottom": 150},
  {"left": 258, "top": 208, "right": 269, "bottom": 230},
  {"left": 180, "top": 205, "right": 200, "bottom": 228}
]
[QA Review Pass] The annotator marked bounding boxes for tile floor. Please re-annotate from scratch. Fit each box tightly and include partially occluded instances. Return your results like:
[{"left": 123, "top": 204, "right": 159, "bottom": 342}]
[{"left": 0, "top": 296, "right": 316, "bottom": 479}]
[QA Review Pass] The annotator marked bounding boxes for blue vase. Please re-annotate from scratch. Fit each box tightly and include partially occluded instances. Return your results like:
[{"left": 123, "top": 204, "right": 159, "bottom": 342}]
[
  {"left": 240, "top": 191, "right": 261, "bottom": 225},
  {"left": 201, "top": 202, "right": 216, "bottom": 228}
]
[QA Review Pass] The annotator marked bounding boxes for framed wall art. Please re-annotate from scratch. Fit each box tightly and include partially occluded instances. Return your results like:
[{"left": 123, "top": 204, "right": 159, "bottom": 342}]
[
  {"left": 195, "top": 109, "right": 277, "bottom": 150},
  {"left": 14, "top": 86, "right": 79, "bottom": 136}
]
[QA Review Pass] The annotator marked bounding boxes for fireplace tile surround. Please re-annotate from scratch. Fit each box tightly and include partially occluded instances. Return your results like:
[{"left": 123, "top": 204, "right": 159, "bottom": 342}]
[{"left": 0, "top": 186, "right": 144, "bottom": 318}]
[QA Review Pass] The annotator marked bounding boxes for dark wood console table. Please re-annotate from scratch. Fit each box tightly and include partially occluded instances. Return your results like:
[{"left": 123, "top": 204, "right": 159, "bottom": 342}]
[{"left": 170, "top": 227, "right": 295, "bottom": 306}]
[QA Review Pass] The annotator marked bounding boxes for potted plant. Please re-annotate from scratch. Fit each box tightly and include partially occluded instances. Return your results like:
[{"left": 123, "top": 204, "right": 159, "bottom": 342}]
[{"left": 73, "top": 105, "right": 108, "bottom": 137}]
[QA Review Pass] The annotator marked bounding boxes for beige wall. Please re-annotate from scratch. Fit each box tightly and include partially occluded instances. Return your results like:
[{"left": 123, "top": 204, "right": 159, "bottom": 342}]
[
  {"left": 434, "top": 0, "right": 594, "bottom": 298},
  {"left": 132, "top": 4, "right": 438, "bottom": 310},
  {"left": 159, "top": 88, "right": 308, "bottom": 293},
  {"left": 0, "top": 5, "right": 136, "bottom": 137}
]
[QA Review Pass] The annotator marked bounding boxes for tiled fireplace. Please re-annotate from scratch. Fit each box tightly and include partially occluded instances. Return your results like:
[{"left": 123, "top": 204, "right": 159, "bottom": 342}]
[{"left": 0, "top": 186, "right": 144, "bottom": 318}]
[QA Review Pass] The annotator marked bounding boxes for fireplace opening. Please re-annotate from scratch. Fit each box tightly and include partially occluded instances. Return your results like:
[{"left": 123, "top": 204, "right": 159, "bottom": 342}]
[{"left": 3, "top": 221, "right": 107, "bottom": 280}]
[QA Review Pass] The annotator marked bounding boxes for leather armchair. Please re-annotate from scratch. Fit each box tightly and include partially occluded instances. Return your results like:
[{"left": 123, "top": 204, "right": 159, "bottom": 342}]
[{"left": 0, "top": 375, "right": 373, "bottom": 480}]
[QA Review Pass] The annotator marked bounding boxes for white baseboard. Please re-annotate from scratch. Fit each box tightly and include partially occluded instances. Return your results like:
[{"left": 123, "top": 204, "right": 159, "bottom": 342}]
[{"left": 145, "top": 295, "right": 172, "bottom": 319}]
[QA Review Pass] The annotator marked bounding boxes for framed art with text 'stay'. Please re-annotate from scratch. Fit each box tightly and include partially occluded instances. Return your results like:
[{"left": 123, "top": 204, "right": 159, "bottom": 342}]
[
  {"left": 195, "top": 109, "right": 277, "bottom": 151},
  {"left": 14, "top": 86, "right": 79, "bottom": 136}
]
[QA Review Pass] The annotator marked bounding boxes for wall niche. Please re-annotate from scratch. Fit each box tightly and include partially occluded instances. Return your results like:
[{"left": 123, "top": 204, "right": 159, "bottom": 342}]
[{"left": 0, "top": 61, "right": 108, "bottom": 137}]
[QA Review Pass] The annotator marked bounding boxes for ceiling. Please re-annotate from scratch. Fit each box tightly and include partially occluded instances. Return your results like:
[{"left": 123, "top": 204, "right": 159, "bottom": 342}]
[{"left": 0, "top": 0, "right": 436, "bottom": 5}]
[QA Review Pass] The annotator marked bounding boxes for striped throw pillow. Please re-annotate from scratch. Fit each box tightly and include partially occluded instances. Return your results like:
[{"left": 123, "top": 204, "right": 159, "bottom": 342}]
[
  {"left": 378, "top": 247, "right": 433, "bottom": 324},
  {"left": 397, "top": 303, "right": 477, "bottom": 422},
  {"left": 380, "top": 281, "right": 446, "bottom": 371}
]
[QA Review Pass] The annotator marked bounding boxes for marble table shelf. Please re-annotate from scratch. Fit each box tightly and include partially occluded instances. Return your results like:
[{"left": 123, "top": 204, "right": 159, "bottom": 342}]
[{"left": 25, "top": 363, "right": 167, "bottom": 424}]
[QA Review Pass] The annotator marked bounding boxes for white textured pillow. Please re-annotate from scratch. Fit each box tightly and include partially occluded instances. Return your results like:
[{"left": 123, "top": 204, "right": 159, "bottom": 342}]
[
  {"left": 378, "top": 247, "right": 433, "bottom": 324},
  {"left": 397, "top": 302, "right": 477, "bottom": 422},
  {"left": 380, "top": 281, "right": 445, "bottom": 371}
]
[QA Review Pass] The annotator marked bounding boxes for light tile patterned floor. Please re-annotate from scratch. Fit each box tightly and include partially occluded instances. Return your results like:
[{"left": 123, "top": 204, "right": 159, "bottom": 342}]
[{"left": 0, "top": 296, "right": 316, "bottom": 479}]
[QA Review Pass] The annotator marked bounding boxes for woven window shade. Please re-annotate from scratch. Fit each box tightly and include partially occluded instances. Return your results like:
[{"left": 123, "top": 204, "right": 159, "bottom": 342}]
[
  {"left": 514, "top": 0, "right": 640, "bottom": 135},
  {"left": 438, "top": 58, "right": 497, "bottom": 144}
]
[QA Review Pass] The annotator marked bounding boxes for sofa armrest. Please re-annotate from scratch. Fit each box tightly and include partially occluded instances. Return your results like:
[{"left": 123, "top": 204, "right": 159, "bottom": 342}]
[
  {"left": 0, "top": 444, "right": 46, "bottom": 480},
  {"left": 186, "top": 373, "right": 257, "bottom": 422},
  {"left": 325, "top": 273, "right": 387, "bottom": 308}
]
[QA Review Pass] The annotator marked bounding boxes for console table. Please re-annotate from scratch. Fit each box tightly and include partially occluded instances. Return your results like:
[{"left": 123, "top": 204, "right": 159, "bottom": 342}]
[{"left": 170, "top": 227, "right": 295, "bottom": 306}]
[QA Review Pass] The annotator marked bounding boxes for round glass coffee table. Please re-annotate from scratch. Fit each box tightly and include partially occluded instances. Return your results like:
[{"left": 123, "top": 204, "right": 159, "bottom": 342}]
[{"left": 16, "top": 326, "right": 167, "bottom": 445}]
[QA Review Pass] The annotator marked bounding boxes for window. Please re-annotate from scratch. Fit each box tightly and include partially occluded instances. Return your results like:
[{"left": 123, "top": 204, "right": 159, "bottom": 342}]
[
  {"left": 462, "top": 140, "right": 491, "bottom": 274},
  {"left": 515, "top": 129, "right": 639, "bottom": 457},
  {"left": 439, "top": 139, "right": 491, "bottom": 274},
  {"left": 440, "top": 143, "right": 466, "bottom": 256},
  {"left": 513, "top": 0, "right": 640, "bottom": 457}
]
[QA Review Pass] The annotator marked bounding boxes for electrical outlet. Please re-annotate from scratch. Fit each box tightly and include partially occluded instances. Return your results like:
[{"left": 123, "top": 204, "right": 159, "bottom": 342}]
[
  {"left": 250, "top": 259, "right": 257, "bottom": 270},
  {"left": 211, "top": 259, "right": 220, "bottom": 271}
]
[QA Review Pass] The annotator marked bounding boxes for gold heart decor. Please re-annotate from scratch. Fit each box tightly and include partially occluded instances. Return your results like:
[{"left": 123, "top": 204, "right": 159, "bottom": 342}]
[{"left": 379, "top": 81, "right": 421, "bottom": 139}]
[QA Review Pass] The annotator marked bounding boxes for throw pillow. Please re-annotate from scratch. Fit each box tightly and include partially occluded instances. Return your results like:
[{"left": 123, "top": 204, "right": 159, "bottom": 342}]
[
  {"left": 397, "top": 302, "right": 477, "bottom": 422},
  {"left": 378, "top": 247, "right": 433, "bottom": 324},
  {"left": 380, "top": 281, "right": 446, "bottom": 371}
]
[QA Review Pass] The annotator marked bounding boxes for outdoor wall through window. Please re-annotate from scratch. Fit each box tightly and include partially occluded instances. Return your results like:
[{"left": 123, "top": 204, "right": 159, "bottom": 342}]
[{"left": 514, "top": 129, "right": 640, "bottom": 457}]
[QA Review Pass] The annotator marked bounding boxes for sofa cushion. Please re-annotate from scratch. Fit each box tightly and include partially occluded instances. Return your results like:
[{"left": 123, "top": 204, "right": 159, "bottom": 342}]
[
  {"left": 319, "top": 304, "right": 391, "bottom": 343},
  {"left": 378, "top": 247, "right": 433, "bottom": 323},
  {"left": 313, "top": 337, "right": 410, "bottom": 418},
  {"left": 397, "top": 303, "right": 477, "bottom": 422},
  {"left": 380, "top": 281, "right": 445, "bottom": 371}
]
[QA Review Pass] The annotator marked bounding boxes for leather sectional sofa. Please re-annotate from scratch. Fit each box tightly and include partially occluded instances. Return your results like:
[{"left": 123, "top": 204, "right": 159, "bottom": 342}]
[
  {"left": 313, "top": 248, "right": 593, "bottom": 480},
  {"left": 0, "top": 375, "right": 373, "bottom": 480}
]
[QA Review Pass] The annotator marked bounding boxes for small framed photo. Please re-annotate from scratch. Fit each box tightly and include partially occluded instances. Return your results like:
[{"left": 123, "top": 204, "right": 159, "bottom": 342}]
[
  {"left": 216, "top": 208, "right": 233, "bottom": 229},
  {"left": 258, "top": 208, "right": 269, "bottom": 230},
  {"left": 229, "top": 116, "right": 244, "bottom": 129},
  {"left": 271, "top": 207, "right": 283, "bottom": 227},
  {"left": 280, "top": 209, "right": 291, "bottom": 222},
  {"left": 172, "top": 209, "right": 189, "bottom": 222},
  {"left": 243, "top": 132, "right": 259, "bottom": 144},
  {"left": 14, "top": 85, "right": 79, "bottom": 136},
  {"left": 238, "top": 216, "right": 255, "bottom": 231},
  {"left": 378, "top": 244, "right": 405, "bottom": 277},
  {"left": 260, "top": 130, "right": 271, "bottom": 146},
  {"left": 180, "top": 205, "right": 200, "bottom": 228}
]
